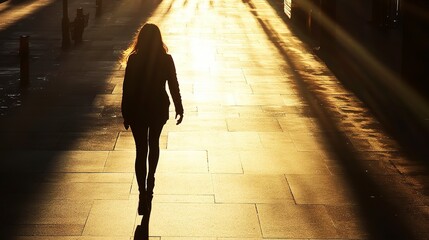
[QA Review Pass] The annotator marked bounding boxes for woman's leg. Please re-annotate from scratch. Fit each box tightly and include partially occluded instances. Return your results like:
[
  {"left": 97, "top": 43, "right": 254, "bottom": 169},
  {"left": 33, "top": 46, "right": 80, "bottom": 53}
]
[
  {"left": 146, "top": 123, "right": 164, "bottom": 197},
  {"left": 131, "top": 123, "right": 149, "bottom": 193}
]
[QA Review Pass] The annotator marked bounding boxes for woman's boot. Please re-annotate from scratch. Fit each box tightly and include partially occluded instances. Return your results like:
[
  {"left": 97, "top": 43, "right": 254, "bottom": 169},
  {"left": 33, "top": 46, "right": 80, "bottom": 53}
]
[{"left": 138, "top": 191, "right": 148, "bottom": 216}]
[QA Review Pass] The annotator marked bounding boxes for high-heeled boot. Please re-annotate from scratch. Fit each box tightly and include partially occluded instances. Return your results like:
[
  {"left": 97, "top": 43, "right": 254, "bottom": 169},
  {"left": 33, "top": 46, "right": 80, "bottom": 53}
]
[
  {"left": 147, "top": 177, "right": 155, "bottom": 213},
  {"left": 138, "top": 191, "right": 149, "bottom": 216},
  {"left": 147, "top": 191, "right": 153, "bottom": 214}
]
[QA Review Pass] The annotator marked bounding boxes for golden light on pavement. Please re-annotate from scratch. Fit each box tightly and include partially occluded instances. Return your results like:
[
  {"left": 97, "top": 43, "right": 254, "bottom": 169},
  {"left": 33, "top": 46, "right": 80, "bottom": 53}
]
[
  {"left": 0, "top": 0, "right": 54, "bottom": 31},
  {"left": 2, "top": 0, "right": 427, "bottom": 239},
  {"left": 188, "top": 37, "right": 217, "bottom": 70}
]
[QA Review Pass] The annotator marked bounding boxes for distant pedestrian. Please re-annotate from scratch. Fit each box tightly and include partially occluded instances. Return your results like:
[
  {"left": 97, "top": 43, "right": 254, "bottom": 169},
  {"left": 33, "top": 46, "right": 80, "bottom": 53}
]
[{"left": 121, "top": 23, "right": 184, "bottom": 217}]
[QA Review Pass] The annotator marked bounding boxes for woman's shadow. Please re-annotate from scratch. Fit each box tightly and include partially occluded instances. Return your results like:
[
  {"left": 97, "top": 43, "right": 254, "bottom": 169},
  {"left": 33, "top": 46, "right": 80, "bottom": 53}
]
[{"left": 134, "top": 213, "right": 150, "bottom": 240}]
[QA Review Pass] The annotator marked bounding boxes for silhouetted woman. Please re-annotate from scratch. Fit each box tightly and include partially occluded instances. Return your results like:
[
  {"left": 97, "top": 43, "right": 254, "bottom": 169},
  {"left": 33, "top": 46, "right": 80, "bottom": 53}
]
[{"left": 121, "top": 23, "right": 184, "bottom": 216}]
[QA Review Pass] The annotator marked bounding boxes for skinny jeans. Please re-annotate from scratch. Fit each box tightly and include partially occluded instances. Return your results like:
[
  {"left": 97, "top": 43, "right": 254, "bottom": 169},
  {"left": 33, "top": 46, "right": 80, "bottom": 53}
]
[{"left": 131, "top": 122, "right": 164, "bottom": 196}]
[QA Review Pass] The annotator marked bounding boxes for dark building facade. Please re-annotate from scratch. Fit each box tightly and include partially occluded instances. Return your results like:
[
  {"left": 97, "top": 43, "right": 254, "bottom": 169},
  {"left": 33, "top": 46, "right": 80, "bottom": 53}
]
[
  {"left": 401, "top": 0, "right": 429, "bottom": 94},
  {"left": 283, "top": 0, "right": 429, "bottom": 160},
  {"left": 284, "top": 0, "right": 428, "bottom": 99}
]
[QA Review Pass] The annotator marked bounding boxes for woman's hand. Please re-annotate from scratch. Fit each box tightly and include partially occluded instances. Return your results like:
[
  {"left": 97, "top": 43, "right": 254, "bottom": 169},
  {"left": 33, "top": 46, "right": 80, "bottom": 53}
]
[{"left": 175, "top": 113, "right": 183, "bottom": 125}]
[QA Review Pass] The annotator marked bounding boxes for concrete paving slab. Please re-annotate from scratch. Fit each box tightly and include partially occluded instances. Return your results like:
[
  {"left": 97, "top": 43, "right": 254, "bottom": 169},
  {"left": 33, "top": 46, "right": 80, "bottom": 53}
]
[
  {"left": 188, "top": 93, "right": 236, "bottom": 106},
  {"left": 61, "top": 117, "right": 123, "bottom": 132},
  {"left": 157, "top": 150, "right": 208, "bottom": 173},
  {"left": 257, "top": 203, "right": 339, "bottom": 238},
  {"left": 325, "top": 205, "right": 368, "bottom": 239},
  {"left": 14, "top": 237, "right": 130, "bottom": 240},
  {"left": 15, "top": 224, "right": 84, "bottom": 237},
  {"left": 213, "top": 82, "right": 254, "bottom": 95},
  {"left": 41, "top": 173, "right": 133, "bottom": 183},
  {"left": 92, "top": 95, "right": 121, "bottom": 108},
  {"left": 0, "top": 151, "right": 109, "bottom": 173},
  {"left": 258, "top": 106, "right": 295, "bottom": 116},
  {"left": 50, "top": 151, "right": 110, "bottom": 173},
  {"left": 224, "top": 106, "right": 264, "bottom": 117},
  {"left": 258, "top": 132, "right": 294, "bottom": 149},
  {"left": 13, "top": 236, "right": 130, "bottom": 240},
  {"left": 167, "top": 132, "right": 263, "bottom": 151},
  {"left": 83, "top": 200, "right": 137, "bottom": 236},
  {"left": 153, "top": 194, "right": 214, "bottom": 204},
  {"left": 13, "top": 200, "right": 92, "bottom": 225},
  {"left": 162, "top": 238, "right": 215, "bottom": 240},
  {"left": 327, "top": 160, "right": 398, "bottom": 176},
  {"left": 165, "top": 117, "right": 227, "bottom": 132},
  {"left": 115, "top": 131, "right": 167, "bottom": 150},
  {"left": 250, "top": 83, "right": 298, "bottom": 95},
  {"left": 227, "top": 118, "right": 282, "bottom": 132},
  {"left": 217, "top": 238, "right": 264, "bottom": 240},
  {"left": 213, "top": 174, "right": 293, "bottom": 203},
  {"left": 40, "top": 183, "right": 131, "bottom": 200},
  {"left": 240, "top": 150, "right": 329, "bottom": 174},
  {"left": 148, "top": 203, "right": 261, "bottom": 237},
  {"left": 286, "top": 175, "right": 355, "bottom": 205},
  {"left": 277, "top": 117, "right": 318, "bottom": 132},
  {"left": 368, "top": 175, "right": 426, "bottom": 205},
  {"left": 153, "top": 173, "right": 213, "bottom": 195},
  {"left": 57, "top": 132, "right": 118, "bottom": 151},
  {"left": 288, "top": 131, "right": 334, "bottom": 152},
  {"left": 207, "top": 150, "right": 243, "bottom": 174},
  {"left": 232, "top": 94, "right": 286, "bottom": 106},
  {"left": 103, "top": 151, "right": 135, "bottom": 173}
]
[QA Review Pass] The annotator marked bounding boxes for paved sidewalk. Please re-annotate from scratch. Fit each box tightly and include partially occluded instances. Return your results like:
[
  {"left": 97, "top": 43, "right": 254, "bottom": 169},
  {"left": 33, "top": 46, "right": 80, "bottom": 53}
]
[{"left": 0, "top": 0, "right": 428, "bottom": 239}]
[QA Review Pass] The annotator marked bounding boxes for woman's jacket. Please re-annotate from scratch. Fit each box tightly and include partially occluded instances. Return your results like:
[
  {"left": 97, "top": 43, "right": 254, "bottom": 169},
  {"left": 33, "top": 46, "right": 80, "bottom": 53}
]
[{"left": 122, "top": 53, "right": 183, "bottom": 125}]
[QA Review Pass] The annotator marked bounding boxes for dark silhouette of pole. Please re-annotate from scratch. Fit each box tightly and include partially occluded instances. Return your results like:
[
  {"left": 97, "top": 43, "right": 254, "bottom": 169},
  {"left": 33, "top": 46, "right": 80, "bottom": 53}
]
[
  {"left": 96, "top": 0, "right": 102, "bottom": 17},
  {"left": 62, "top": 0, "right": 71, "bottom": 49},
  {"left": 19, "top": 35, "right": 29, "bottom": 86}
]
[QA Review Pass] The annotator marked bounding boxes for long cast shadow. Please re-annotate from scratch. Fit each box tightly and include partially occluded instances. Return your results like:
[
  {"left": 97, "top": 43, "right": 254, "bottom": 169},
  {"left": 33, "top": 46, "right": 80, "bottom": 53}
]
[
  {"left": 243, "top": 0, "right": 424, "bottom": 239},
  {"left": 265, "top": 0, "right": 429, "bottom": 164},
  {"left": 0, "top": 0, "right": 163, "bottom": 239}
]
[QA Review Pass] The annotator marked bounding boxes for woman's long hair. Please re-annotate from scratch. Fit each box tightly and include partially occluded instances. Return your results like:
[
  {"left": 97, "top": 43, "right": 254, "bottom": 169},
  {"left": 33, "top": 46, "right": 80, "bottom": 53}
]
[{"left": 122, "top": 23, "right": 168, "bottom": 64}]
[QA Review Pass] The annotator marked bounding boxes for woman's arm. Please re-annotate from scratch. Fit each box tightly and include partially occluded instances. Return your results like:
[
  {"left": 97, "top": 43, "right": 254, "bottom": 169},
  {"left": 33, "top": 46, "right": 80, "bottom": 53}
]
[
  {"left": 121, "top": 55, "right": 136, "bottom": 129},
  {"left": 166, "top": 55, "right": 184, "bottom": 124}
]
